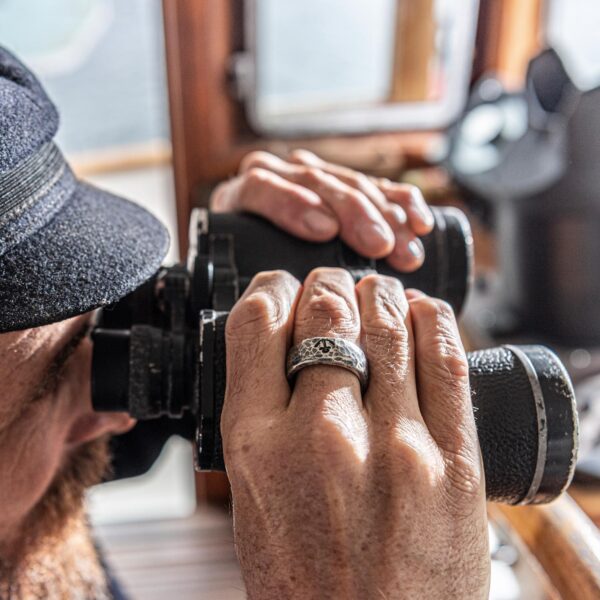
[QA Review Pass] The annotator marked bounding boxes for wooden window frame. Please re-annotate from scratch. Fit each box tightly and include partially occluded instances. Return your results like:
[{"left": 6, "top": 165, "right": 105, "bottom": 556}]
[{"left": 163, "top": 0, "right": 544, "bottom": 255}]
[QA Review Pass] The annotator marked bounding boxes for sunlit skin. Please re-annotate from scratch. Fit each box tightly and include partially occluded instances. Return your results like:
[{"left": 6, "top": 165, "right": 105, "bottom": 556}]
[
  {"left": 223, "top": 269, "right": 490, "bottom": 599},
  {"left": 0, "top": 314, "right": 134, "bottom": 553},
  {"left": 211, "top": 149, "right": 434, "bottom": 272},
  {"left": 0, "top": 151, "right": 490, "bottom": 598}
]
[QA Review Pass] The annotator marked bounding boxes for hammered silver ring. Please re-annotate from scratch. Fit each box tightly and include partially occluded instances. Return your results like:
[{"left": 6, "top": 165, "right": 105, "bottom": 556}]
[{"left": 286, "top": 337, "right": 369, "bottom": 391}]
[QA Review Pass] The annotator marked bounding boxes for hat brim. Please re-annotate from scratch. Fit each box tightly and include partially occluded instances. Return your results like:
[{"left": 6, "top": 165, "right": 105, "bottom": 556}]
[{"left": 0, "top": 180, "right": 170, "bottom": 332}]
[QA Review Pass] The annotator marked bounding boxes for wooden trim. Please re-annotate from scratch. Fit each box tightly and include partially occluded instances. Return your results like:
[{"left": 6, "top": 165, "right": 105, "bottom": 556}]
[
  {"left": 474, "top": 0, "right": 544, "bottom": 90},
  {"left": 494, "top": 496, "right": 600, "bottom": 599},
  {"left": 163, "top": 0, "right": 239, "bottom": 258},
  {"left": 70, "top": 140, "right": 172, "bottom": 177},
  {"left": 389, "top": 0, "right": 436, "bottom": 102}
]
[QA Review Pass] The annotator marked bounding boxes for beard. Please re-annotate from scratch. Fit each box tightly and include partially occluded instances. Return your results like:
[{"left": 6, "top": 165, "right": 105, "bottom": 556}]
[{"left": 0, "top": 436, "right": 113, "bottom": 599}]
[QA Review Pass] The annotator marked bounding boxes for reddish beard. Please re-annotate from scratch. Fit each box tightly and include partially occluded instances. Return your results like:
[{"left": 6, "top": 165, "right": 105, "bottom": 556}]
[{"left": 0, "top": 436, "right": 113, "bottom": 598}]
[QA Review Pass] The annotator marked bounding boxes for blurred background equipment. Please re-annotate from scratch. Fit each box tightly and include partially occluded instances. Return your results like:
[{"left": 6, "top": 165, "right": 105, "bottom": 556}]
[{"left": 446, "top": 47, "right": 600, "bottom": 346}]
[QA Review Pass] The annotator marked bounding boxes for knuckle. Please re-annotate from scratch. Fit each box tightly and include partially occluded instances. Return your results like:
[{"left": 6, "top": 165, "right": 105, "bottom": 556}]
[
  {"left": 252, "top": 269, "right": 297, "bottom": 289},
  {"left": 308, "top": 266, "right": 352, "bottom": 283},
  {"left": 432, "top": 344, "right": 469, "bottom": 381},
  {"left": 289, "top": 148, "right": 308, "bottom": 162},
  {"left": 297, "top": 414, "right": 365, "bottom": 475},
  {"left": 389, "top": 441, "right": 426, "bottom": 476},
  {"left": 298, "top": 290, "right": 355, "bottom": 332},
  {"left": 441, "top": 447, "right": 484, "bottom": 514},
  {"left": 414, "top": 299, "right": 468, "bottom": 380},
  {"left": 374, "top": 438, "right": 440, "bottom": 499},
  {"left": 415, "top": 297, "right": 452, "bottom": 321},
  {"left": 362, "top": 317, "right": 408, "bottom": 362},
  {"left": 361, "top": 277, "right": 407, "bottom": 323},
  {"left": 402, "top": 183, "right": 420, "bottom": 197},
  {"left": 343, "top": 188, "right": 369, "bottom": 207},
  {"left": 239, "top": 151, "right": 270, "bottom": 172},
  {"left": 242, "top": 167, "right": 270, "bottom": 192},
  {"left": 423, "top": 345, "right": 469, "bottom": 386},
  {"left": 302, "top": 166, "right": 324, "bottom": 184},
  {"left": 303, "top": 418, "right": 343, "bottom": 456},
  {"left": 297, "top": 268, "right": 357, "bottom": 333},
  {"left": 227, "top": 291, "right": 283, "bottom": 338},
  {"left": 353, "top": 172, "right": 371, "bottom": 191},
  {"left": 380, "top": 420, "right": 439, "bottom": 472},
  {"left": 361, "top": 280, "right": 408, "bottom": 342}
]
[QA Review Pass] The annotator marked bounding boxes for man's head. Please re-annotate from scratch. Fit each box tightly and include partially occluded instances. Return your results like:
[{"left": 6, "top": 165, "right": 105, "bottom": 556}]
[{"left": 0, "top": 46, "right": 170, "bottom": 593}]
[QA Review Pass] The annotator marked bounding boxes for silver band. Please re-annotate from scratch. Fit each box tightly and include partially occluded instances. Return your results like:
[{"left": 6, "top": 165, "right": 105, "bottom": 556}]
[
  {"left": 286, "top": 337, "right": 369, "bottom": 390},
  {"left": 505, "top": 345, "right": 548, "bottom": 505}
]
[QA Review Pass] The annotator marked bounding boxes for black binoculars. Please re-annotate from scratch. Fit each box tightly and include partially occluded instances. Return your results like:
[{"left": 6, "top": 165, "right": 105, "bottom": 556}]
[{"left": 92, "top": 207, "right": 578, "bottom": 505}]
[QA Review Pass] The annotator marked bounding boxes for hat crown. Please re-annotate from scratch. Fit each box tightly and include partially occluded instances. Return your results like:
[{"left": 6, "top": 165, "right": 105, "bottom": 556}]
[{"left": 0, "top": 46, "right": 59, "bottom": 175}]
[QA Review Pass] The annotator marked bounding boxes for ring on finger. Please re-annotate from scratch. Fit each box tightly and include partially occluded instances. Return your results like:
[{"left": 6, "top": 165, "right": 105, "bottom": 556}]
[{"left": 286, "top": 337, "right": 369, "bottom": 391}]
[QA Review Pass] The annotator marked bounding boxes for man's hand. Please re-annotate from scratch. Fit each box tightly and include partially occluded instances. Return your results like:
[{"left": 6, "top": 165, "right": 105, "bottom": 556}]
[
  {"left": 210, "top": 150, "right": 433, "bottom": 272},
  {"left": 222, "top": 269, "right": 490, "bottom": 599}
]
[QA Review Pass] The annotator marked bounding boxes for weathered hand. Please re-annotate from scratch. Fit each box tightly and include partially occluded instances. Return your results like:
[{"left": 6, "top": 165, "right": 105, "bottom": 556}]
[
  {"left": 222, "top": 268, "right": 490, "bottom": 599},
  {"left": 210, "top": 150, "right": 433, "bottom": 272}
]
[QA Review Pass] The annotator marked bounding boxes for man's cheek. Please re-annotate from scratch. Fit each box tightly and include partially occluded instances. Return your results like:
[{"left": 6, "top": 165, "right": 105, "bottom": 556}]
[{"left": 0, "top": 406, "right": 67, "bottom": 529}]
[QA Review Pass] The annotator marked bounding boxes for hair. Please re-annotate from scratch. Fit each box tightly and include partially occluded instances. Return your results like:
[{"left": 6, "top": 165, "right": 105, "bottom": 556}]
[{"left": 0, "top": 436, "right": 112, "bottom": 598}]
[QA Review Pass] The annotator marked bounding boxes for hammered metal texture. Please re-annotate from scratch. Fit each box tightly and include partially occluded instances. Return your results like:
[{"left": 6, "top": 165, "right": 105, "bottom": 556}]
[{"left": 286, "top": 337, "right": 368, "bottom": 389}]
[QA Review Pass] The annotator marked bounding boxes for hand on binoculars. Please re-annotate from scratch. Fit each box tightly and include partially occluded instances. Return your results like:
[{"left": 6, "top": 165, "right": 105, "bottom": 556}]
[
  {"left": 210, "top": 149, "right": 434, "bottom": 272},
  {"left": 222, "top": 268, "right": 490, "bottom": 599}
]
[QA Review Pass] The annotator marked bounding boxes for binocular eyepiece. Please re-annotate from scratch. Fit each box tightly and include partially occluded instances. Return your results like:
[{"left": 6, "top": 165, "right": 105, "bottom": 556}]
[{"left": 92, "top": 207, "right": 578, "bottom": 505}]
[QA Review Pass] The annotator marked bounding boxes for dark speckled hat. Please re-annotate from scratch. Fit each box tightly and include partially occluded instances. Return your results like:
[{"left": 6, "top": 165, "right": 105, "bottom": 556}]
[{"left": 0, "top": 47, "right": 169, "bottom": 332}]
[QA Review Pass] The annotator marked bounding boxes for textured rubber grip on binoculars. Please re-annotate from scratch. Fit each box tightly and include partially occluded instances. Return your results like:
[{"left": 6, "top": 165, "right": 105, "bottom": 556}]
[
  {"left": 468, "top": 345, "right": 577, "bottom": 504},
  {"left": 200, "top": 313, "right": 578, "bottom": 504}
]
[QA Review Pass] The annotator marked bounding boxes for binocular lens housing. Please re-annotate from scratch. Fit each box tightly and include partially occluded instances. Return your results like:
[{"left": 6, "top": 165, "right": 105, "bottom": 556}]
[{"left": 92, "top": 325, "right": 197, "bottom": 418}]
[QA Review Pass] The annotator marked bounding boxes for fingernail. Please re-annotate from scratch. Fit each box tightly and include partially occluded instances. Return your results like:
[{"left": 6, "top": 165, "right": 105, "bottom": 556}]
[
  {"left": 357, "top": 222, "right": 392, "bottom": 249},
  {"left": 394, "top": 236, "right": 424, "bottom": 261},
  {"left": 418, "top": 204, "right": 434, "bottom": 227},
  {"left": 409, "top": 187, "right": 434, "bottom": 227},
  {"left": 303, "top": 209, "right": 337, "bottom": 235},
  {"left": 388, "top": 204, "right": 407, "bottom": 226},
  {"left": 407, "top": 239, "right": 423, "bottom": 258}
]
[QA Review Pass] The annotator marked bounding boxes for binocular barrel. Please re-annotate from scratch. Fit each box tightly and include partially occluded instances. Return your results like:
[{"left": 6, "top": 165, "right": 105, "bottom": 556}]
[
  {"left": 196, "top": 206, "right": 472, "bottom": 314},
  {"left": 195, "top": 312, "right": 577, "bottom": 505},
  {"left": 91, "top": 205, "right": 579, "bottom": 506},
  {"left": 92, "top": 314, "right": 578, "bottom": 505}
]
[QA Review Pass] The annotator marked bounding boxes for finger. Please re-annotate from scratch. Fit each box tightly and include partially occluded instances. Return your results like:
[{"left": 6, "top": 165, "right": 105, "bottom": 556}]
[
  {"left": 355, "top": 275, "right": 422, "bottom": 421},
  {"left": 289, "top": 149, "right": 408, "bottom": 226},
  {"left": 386, "top": 231, "right": 425, "bottom": 273},
  {"left": 291, "top": 267, "right": 363, "bottom": 407},
  {"left": 409, "top": 294, "right": 476, "bottom": 456},
  {"left": 224, "top": 270, "right": 301, "bottom": 419},
  {"left": 290, "top": 150, "right": 430, "bottom": 272},
  {"left": 241, "top": 152, "right": 395, "bottom": 258},
  {"left": 378, "top": 180, "right": 434, "bottom": 236},
  {"left": 212, "top": 167, "right": 339, "bottom": 241},
  {"left": 405, "top": 288, "right": 426, "bottom": 301}
]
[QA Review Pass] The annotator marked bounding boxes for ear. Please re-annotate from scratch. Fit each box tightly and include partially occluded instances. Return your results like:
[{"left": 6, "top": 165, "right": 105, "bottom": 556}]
[{"left": 66, "top": 412, "right": 135, "bottom": 447}]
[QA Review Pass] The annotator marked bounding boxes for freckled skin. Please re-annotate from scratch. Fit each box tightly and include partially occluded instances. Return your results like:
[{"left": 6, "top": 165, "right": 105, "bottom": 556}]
[
  {"left": 223, "top": 269, "right": 490, "bottom": 599},
  {"left": 0, "top": 314, "right": 134, "bottom": 551}
]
